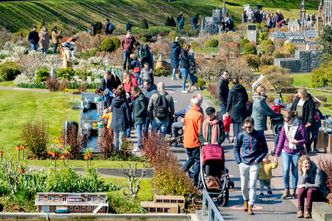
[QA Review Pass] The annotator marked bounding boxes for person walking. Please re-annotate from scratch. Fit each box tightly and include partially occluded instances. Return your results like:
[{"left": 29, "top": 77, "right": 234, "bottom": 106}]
[
  {"left": 182, "top": 96, "right": 204, "bottom": 186},
  {"left": 39, "top": 26, "right": 50, "bottom": 54},
  {"left": 179, "top": 44, "right": 191, "bottom": 93},
  {"left": 148, "top": 82, "right": 175, "bottom": 136},
  {"left": 51, "top": 26, "right": 61, "bottom": 54},
  {"left": 143, "top": 80, "right": 157, "bottom": 133},
  {"left": 296, "top": 155, "right": 328, "bottom": 219},
  {"left": 217, "top": 71, "right": 230, "bottom": 117},
  {"left": 131, "top": 86, "right": 147, "bottom": 152},
  {"left": 177, "top": 12, "right": 185, "bottom": 34},
  {"left": 274, "top": 111, "right": 306, "bottom": 199},
  {"left": 200, "top": 106, "right": 225, "bottom": 146},
  {"left": 187, "top": 49, "right": 198, "bottom": 93},
  {"left": 105, "top": 18, "right": 115, "bottom": 35},
  {"left": 251, "top": 85, "right": 277, "bottom": 135},
  {"left": 121, "top": 31, "right": 136, "bottom": 70},
  {"left": 170, "top": 37, "right": 181, "bottom": 80},
  {"left": 234, "top": 117, "right": 268, "bottom": 215},
  {"left": 290, "top": 88, "right": 315, "bottom": 154},
  {"left": 28, "top": 26, "right": 39, "bottom": 51},
  {"left": 226, "top": 77, "right": 248, "bottom": 141},
  {"left": 192, "top": 14, "right": 199, "bottom": 31},
  {"left": 111, "top": 87, "right": 131, "bottom": 152}
]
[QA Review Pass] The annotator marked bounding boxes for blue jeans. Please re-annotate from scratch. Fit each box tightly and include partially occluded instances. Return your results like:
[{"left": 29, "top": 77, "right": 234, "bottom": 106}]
[
  {"left": 135, "top": 73, "right": 143, "bottom": 86},
  {"left": 135, "top": 124, "right": 144, "bottom": 149},
  {"left": 220, "top": 103, "right": 226, "bottom": 118},
  {"left": 172, "top": 68, "right": 177, "bottom": 79},
  {"left": 180, "top": 68, "right": 190, "bottom": 91},
  {"left": 31, "top": 43, "right": 38, "bottom": 51},
  {"left": 113, "top": 129, "right": 125, "bottom": 152},
  {"left": 152, "top": 117, "right": 169, "bottom": 136},
  {"left": 281, "top": 151, "right": 300, "bottom": 191},
  {"left": 122, "top": 50, "right": 132, "bottom": 70},
  {"left": 182, "top": 147, "right": 200, "bottom": 186},
  {"left": 52, "top": 43, "right": 58, "bottom": 54}
]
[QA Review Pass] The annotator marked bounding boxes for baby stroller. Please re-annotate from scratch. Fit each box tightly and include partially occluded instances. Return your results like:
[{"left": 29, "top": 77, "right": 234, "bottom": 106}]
[
  {"left": 199, "top": 144, "right": 234, "bottom": 206},
  {"left": 270, "top": 114, "right": 284, "bottom": 155}
]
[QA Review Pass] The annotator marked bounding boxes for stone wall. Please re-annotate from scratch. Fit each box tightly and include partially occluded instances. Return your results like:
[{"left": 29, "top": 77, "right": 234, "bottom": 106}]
[{"left": 274, "top": 50, "right": 322, "bottom": 72}]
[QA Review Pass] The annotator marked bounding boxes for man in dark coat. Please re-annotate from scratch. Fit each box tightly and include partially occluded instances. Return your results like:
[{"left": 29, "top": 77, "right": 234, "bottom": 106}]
[
  {"left": 28, "top": 25, "right": 39, "bottom": 51},
  {"left": 217, "top": 71, "right": 230, "bottom": 117},
  {"left": 226, "top": 77, "right": 248, "bottom": 141},
  {"left": 99, "top": 71, "right": 121, "bottom": 107},
  {"left": 131, "top": 86, "right": 147, "bottom": 152},
  {"left": 121, "top": 31, "right": 136, "bottom": 70},
  {"left": 290, "top": 88, "right": 315, "bottom": 153},
  {"left": 170, "top": 36, "right": 181, "bottom": 80}
]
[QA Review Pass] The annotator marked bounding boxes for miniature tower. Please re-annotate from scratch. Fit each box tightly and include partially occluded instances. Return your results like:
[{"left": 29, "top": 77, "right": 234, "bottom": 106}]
[
  {"left": 300, "top": 0, "right": 306, "bottom": 32},
  {"left": 324, "top": 0, "right": 332, "bottom": 26}
]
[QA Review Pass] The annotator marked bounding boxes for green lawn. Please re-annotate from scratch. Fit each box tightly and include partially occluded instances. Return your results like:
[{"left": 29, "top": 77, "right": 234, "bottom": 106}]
[
  {"left": 0, "top": 81, "right": 15, "bottom": 87},
  {"left": 0, "top": 90, "right": 80, "bottom": 156},
  {"left": 292, "top": 73, "right": 312, "bottom": 88},
  {"left": 103, "top": 177, "right": 153, "bottom": 201},
  {"left": 0, "top": 0, "right": 319, "bottom": 33}
]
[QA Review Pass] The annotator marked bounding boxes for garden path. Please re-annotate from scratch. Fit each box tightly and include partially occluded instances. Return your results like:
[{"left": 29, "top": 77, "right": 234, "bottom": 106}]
[{"left": 0, "top": 86, "right": 48, "bottom": 92}]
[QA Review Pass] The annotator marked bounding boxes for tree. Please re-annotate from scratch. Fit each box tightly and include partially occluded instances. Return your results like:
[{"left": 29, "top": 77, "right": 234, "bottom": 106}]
[
  {"left": 260, "top": 65, "right": 293, "bottom": 93},
  {"left": 243, "top": 42, "right": 257, "bottom": 55},
  {"left": 320, "top": 25, "right": 332, "bottom": 54},
  {"left": 311, "top": 58, "right": 332, "bottom": 88},
  {"left": 140, "top": 18, "right": 149, "bottom": 29},
  {"left": 244, "top": 54, "right": 260, "bottom": 71},
  {"left": 259, "top": 39, "right": 275, "bottom": 55}
]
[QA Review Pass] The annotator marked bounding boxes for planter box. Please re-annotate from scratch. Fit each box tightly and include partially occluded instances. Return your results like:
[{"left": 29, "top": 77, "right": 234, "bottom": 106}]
[
  {"left": 312, "top": 202, "right": 332, "bottom": 221},
  {"left": 317, "top": 131, "right": 328, "bottom": 153}
]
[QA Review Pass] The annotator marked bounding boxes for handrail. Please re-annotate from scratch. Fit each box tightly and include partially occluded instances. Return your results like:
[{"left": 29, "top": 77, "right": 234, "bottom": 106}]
[{"left": 201, "top": 189, "right": 224, "bottom": 221}]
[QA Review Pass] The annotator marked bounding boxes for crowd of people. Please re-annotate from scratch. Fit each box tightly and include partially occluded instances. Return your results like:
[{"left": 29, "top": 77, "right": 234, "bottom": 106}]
[{"left": 28, "top": 25, "right": 62, "bottom": 54}]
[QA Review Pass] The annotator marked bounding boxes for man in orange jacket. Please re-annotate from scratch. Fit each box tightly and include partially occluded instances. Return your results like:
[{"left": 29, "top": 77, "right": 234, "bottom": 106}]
[{"left": 182, "top": 96, "right": 204, "bottom": 186}]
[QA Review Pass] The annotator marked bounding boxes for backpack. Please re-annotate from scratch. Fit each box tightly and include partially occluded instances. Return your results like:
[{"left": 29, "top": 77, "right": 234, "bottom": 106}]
[
  {"left": 108, "top": 23, "right": 115, "bottom": 32},
  {"left": 154, "top": 93, "right": 169, "bottom": 119}
]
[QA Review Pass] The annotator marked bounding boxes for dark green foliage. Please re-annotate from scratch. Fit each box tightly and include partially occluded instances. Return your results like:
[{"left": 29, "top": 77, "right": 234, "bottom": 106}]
[
  {"left": 243, "top": 42, "right": 257, "bottom": 55},
  {"left": 0, "top": 61, "right": 21, "bottom": 81},
  {"left": 35, "top": 67, "right": 50, "bottom": 84},
  {"left": 312, "top": 59, "right": 332, "bottom": 88},
  {"left": 320, "top": 25, "right": 332, "bottom": 54},
  {"left": 56, "top": 68, "right": 76, "bottom": 80},
  {"left": 100, "top": 37, "right": 116, "bottom": 52},
  {"left": 204, "top": 39, "right": 219, "bottom": 48},
  {"left": 165, "top": 16, "right": 176, "bottom": 27},
  {"left": 240, "top": 38, "right": 250, "bottom": 49},
  {"left": 140, "top": 18, "right": 149, "bottom": 29},
  {"left": 154, "top": 67, "right": 170, "bottom": 76},
  {"left": 110, "top": 36, "right": 121, "bottom": 50}
]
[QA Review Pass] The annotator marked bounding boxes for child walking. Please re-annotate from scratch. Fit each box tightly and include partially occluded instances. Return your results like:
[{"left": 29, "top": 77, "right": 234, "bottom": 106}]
[
  {"left": 258, "top": 155, "right": 278, "bottom": 196},
  {"left": 222, "top": 114, "right": 231, "bottom": 143}
]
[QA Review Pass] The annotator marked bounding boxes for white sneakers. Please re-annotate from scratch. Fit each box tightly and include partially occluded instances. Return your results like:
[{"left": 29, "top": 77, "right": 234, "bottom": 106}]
[{"left": 132, "top": 147, "right": 141, "bottom": 152}]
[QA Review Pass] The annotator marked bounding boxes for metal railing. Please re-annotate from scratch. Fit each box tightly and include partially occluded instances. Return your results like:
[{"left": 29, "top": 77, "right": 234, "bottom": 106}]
[{"left": 201, "top": 189, "right": 224, "bottom": 221}]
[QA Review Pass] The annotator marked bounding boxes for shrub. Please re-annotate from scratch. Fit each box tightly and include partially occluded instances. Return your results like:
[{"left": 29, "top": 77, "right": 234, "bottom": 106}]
[
  {"left": 77, "top": 48, "right": 99, "bottom": 60},
  {"left": 76, "top": 68, "right": 92, "bottom": 81},
  {"left": 261, "top": 65, "right": 293, "bottom": 91},
  {"left": 154, "top": 67, "right": 170, "bottom": 76},
  {"left": 45, "top": 77, "right": 60, "bottom": 92},
  {"left": 311, "top": 59, "right": 332, "bottom": 88},
  {"left": 240, "top": 38, "right": 250, "bottom": 49},
  {"left": 243, "top": 42, "right": 257, "bottom": 55},
  {"left": 191, "top": 41, "right": 200, "bottom": 50},
  {"left": 56, "top": 68, "right": 76, "bottom": 80},
  {"left": 0, "top": 61, "right": 21, "bottom": 81},
  {"left": 35, "top": 67, "right": 50, "bottom": 84},
  {"left": 258, "top": 31, "right": 268, "bottom": 43},
  {"left": 244, "top": 54, "right": 260, "bottom": 71},
  {"left": 259, "top": 39, "right": 275, "bottom": 55},
  {"left": 165, "top": 16, "right": 176, "bottom": 27},
  {"left": 111, "top": 37, "right": 121, "bottom": 50},
  {"left": 197, "top": 78, "right": 206, "bottom": 90},
  {"left": 21, "top": 119, "right": 49, "bottom": 159},
  {"left": 141, "top": 36, "right": 148, "bottom": 43},
  {"left": 260, "top": 54, "right": 274, "bottom": 66},
  {"left": 108, "top": 192, "right": 144, "bottom": 214},
  {"left": 98, "top": 128, "right": 114, "bottom": 159},
  {"left": 204, "top": 39, "right": 219, "bottom": 48},
  {"left": 284, "top": 95, "right": 295, "bottom": 104},
  {"left": 100, "top": 37, "right": 116, "bottom": 52},
  {"left": 140, "top": 18, "right": 149, "bottom": 29},
  {"left": 208, "top": 84, "right": 217, "bottom": 99}
]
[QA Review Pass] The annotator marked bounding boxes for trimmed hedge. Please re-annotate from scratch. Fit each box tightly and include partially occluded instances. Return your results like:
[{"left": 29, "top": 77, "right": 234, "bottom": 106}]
[{"left": 0, "top": 61, "right": 21, "bottom": 81}]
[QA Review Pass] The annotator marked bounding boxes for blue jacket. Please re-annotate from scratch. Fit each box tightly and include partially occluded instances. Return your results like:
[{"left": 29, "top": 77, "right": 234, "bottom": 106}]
[
  {"left": 170, "top": 42, "right": 181, "bottom": 69},
  {"left": 111, "top": 97, "right": 131, "bottom": 131},
  {"left": 234, "top": 130, "right": 268, "bottom": 165},
  {"left": 251, "top": 95, "right": 277, "bottom": 131}
]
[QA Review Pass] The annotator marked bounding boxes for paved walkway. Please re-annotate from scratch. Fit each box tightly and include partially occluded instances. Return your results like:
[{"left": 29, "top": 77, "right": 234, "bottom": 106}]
[{"left": 153, "top": 76, "right": 332, "bottom": 220}]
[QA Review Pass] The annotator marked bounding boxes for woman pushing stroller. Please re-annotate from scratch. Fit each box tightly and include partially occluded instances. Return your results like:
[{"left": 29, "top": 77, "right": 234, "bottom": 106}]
[{"left": 200, "top": 106, "right": 225, "bottom": 146}]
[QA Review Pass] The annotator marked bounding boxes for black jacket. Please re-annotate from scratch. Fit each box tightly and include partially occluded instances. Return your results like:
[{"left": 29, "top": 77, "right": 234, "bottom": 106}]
[
  {"left": 100, "top": 75, "right": 121, "bottom": 92},
  {"left": 179, "top": 48, "right": 190, "bottom": 69},
  {"left": 132, "top": 93, "right": 147, "bottom": 126},
  {"left": 111, "top": 97, "right": 131, "bottom": 131},
  {"left": 217, "top": 77, "right": 229, "bottom": 104},
  {"left": 28, "top": 31, "right": 39, "bottom": 44},
  {"left": 170, "top": 42, "right": 181, "bottom": 69},
  {"left": 291, "top": 94, "right": 315, "bottom": 125},
  {"left": 226, "top": 84, "right": 248, "bottom": 124}
]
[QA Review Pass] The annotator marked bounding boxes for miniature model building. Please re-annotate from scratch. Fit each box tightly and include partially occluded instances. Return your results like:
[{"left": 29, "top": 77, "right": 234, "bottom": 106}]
[
  {"left": 201, "top": 1, "right": 228, "bottom": 34},
  {"left": 35, "top": 193, "right": 108, "bottom": 214},
  {"left": 318, "top": 0, "right": 332, "bottom": 27},
  {"left": 141, "top": 195, "right": 185, "bottom": 214}
]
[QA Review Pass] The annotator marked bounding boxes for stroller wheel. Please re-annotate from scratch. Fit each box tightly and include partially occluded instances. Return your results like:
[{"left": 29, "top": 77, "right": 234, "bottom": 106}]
[
  {"left": 229, "top": 181, "right": 235, "bottom": 189},
  {"left": 218, "top": 188, "right": 229, "bottom": 207}
]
